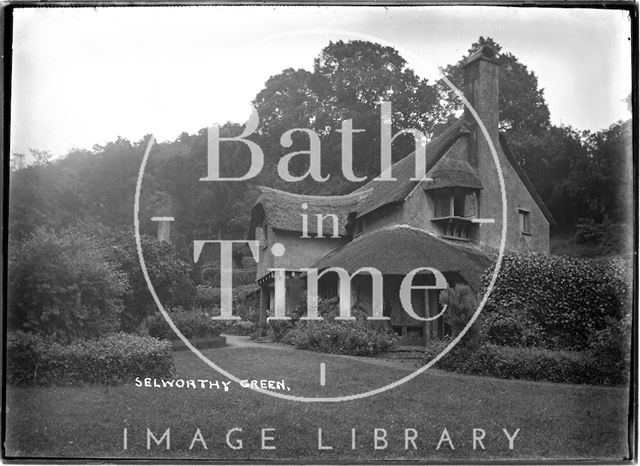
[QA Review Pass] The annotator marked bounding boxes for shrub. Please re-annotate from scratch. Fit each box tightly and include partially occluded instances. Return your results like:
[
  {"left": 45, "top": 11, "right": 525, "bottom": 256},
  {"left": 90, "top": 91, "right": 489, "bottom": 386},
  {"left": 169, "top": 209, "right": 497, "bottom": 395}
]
[
  {"left": 482, "top": 313, "right": 543, "bottom": 347},
  {"left": 224, "top": 321, "right": 256, "bottom": 336},
  {"left": 195, "top": 286, "right": 221, "bottom": 310},
  {"left": 265, "top": 297, "right": 342, "bottom": 342},
  {"left": 440, "top": 285, "right": 480, "bottom": 350},
  {"left": 195, "top": 284, "right": 259, "bottom": 323},
  {"left": 574, "top": 217, "right": 630, "bottom": 256},
  {"left": 201, "top": 267, "right": 220, "bottom": 285},
  {"left": 269, "top": 320, "right": 296, "bottom": 342},
  {"left": 233, "top": 270, "right": 256, "bottom": 287},
  {"left": 143, "top": 309, "right": 223, "bottom": 340},
  {"left": 587, "top": 314, "right": 631, "bottom": 383},
  {"left": 200, "top": 268, "right": 255, "bottom": 288},
  {"left": 234, "top": 284, "right": 260, "bottom": 322},
  {"left": 283, "top": 321, "right": 398, "bottom": 356},
  {"left": 294, "top": 296, "right": 340, "bottom": 320},
  {"left": 7, "top": 226, "right": 129, "bottom": 342},
  {"left": 108, "top": 230, "right": 196, "bottom": 332},
  {"left": 480, "top": 253, "right": 631, "bottom": 350},
  {"left": 423, "top": 341, "right": 627, "bottom": 386},
  {"left": 7, "top": 331, "right": 174, "bottom": 386}
]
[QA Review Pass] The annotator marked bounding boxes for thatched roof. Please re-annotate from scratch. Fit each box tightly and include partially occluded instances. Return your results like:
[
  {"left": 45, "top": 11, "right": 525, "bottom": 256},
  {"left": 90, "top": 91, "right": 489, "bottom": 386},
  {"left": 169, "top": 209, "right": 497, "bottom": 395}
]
[
  {"left": 310, "top": 224, "right": 493, "bottom": 290},
  {"left": 246, "top": 116, "right": 555, "bottom": 236},
  {"left": 247, "top": 186, "right": 371, "bottom": 238},
  {"left": 352, "top": 118, "right": 467, "bottom": 218},
  {"left": 423, "top": 158, "right": 483, "bottom": 190}
]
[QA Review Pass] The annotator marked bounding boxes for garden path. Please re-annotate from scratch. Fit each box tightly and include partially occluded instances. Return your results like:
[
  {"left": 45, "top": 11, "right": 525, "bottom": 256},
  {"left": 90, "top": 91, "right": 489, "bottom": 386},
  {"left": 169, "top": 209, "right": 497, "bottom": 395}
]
[{"left": 221, "top": 334, "right": 290, "bottom": 350}]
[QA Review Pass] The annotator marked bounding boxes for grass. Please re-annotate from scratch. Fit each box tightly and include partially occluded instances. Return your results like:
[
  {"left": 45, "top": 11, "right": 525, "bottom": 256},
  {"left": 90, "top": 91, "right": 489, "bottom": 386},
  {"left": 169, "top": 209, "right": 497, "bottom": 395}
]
[{"left": 4, "top": 345, "right": 631, "bottom": 461}]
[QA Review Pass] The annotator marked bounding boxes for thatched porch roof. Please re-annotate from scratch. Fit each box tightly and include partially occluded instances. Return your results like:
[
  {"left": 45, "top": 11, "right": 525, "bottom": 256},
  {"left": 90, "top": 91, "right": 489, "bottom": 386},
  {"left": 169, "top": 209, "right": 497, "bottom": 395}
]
[{"left": 310, "top": 224, "right": 493, "bottom": 290}]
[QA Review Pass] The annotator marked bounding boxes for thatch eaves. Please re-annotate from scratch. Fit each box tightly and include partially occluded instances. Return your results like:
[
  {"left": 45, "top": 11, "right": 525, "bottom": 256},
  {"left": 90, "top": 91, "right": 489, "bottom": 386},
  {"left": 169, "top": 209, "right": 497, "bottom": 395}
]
[
  {"left": 248, "top": 186, "right": 371, "bottom": 238},
  {"left": 310, "top": 224, "right": 493, "bottom": 290},
  {"left": 353, "top": 118, "right": 468, "bottom": 219},
  {"left": 423, "top": 158, "right": 483, "bottom": 191}
]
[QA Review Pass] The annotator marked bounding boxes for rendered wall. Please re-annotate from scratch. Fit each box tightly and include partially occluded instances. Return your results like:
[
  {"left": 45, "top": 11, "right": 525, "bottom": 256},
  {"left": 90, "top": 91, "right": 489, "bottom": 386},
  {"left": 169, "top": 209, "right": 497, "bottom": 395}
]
[{"left": 255, "top": 226, "right": 346, "bottom": 280}]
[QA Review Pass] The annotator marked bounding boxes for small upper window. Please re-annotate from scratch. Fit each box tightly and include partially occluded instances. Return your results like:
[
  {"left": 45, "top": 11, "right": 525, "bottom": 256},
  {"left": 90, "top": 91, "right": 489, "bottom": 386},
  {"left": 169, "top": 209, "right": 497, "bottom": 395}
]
[
  {"left": 519, "top": 209, "right": 531, "bottom": 235},
  {"left": 256, "top": 226, "right": 268, "bottom": 249}
]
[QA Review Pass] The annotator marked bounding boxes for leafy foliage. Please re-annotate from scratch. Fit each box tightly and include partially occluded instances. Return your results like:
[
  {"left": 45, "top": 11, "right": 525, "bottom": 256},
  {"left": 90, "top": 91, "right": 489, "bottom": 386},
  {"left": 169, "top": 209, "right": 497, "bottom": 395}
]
[
  {"left": 142, "top": 309, "right": 223, "bottom": 340},
  {"left": 480, "top": 253, "right": 631, "bottom": 349},
  {"left": 587, "top": 314, "right": 631, "bottom": 382},
  {"left": 573, "top": 217, "right": 631, "bottom": 257},
  {"left": 439, "top": 284, "right": 480, "bottom": 350},
  {"left": 223, "top": 321, "right": 256, "bottom": 336},
  {"left": 8, "top": 226, "right": 129, "bottom": 342},
  {"left": 253, "top": 40, "right": 444, "bottom": 194},
  {"left": 481, "top": 314, "right": 543, "bottom": 348},
  {"left": 195, "top": 286, "right": 221, "bottom": 310},
  {"left": 107, "top": 228, "right": 196, "bottom": 331},
  {"left": 438, "top": 37, "right": 551, "bottom": 135},
  {"left": 424, "top": 341, "right": 628, "bottom": 386},
  {"left": 7, "top": 331, "right": 174, "bottom": 386},
  {"left": 8, "top": 38, "right": 632, "bottom": 255},
  {"left": 438, "top": 38, "right": 632, "bottom": 236},
  {"left": 282, "top": 321, "right": 398, "bottom": 356}
]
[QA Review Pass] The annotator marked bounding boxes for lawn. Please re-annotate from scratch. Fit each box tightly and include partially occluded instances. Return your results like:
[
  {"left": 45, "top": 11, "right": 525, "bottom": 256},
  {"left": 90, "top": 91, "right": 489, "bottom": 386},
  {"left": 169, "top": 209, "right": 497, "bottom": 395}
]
[{"left": 4, "top": 345, "right": 631, "bottom": 461}]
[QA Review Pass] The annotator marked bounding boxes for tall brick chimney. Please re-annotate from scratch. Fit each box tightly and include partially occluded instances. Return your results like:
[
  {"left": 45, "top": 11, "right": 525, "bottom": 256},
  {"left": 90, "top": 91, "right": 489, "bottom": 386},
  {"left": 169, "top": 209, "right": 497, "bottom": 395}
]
[
  {"left": 462, "top": 45, "right": 500, "bottom": 167},
  {"left": 151, "top": 216, "right": 174, "bottom": 242}
]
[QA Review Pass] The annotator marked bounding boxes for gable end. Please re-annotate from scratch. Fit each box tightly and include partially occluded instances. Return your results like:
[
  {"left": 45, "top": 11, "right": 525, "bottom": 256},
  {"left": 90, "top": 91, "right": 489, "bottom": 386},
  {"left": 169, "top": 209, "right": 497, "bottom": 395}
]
[{"left": 499, "top": 134, "right": 555, "bottom": 226}]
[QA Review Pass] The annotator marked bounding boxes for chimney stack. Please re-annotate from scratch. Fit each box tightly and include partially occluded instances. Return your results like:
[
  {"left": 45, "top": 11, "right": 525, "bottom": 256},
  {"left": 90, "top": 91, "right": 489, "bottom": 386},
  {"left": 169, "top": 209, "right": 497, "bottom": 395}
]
[
  {"left": 462, "top": 45, "right": 500, "bottom": 166},
  {"left": 151, "top": 216, "right": 174, "bottom": 242}
]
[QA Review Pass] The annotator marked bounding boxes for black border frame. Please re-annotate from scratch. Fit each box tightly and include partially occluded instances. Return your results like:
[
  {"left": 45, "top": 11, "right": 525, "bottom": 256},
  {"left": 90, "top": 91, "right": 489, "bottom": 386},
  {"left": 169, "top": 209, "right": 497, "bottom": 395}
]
[{"left": 1, "top": 2, "right": 637, "bottom": 464}]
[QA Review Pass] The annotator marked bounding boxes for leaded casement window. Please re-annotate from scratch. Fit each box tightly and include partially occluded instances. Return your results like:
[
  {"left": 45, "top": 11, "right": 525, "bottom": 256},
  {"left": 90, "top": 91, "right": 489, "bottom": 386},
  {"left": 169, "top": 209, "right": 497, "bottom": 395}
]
[
  {"left": 433, "top": 191, "right": 452, "bottom": 217},
  {"left": 431, "top": 188, "right": 479, "bottom": 242},
  {"left": 464, "top": 192, "right": 477, "bottom": 218},
  {"left": 432, "top": 188, "right": 478, "bottom": 219}
]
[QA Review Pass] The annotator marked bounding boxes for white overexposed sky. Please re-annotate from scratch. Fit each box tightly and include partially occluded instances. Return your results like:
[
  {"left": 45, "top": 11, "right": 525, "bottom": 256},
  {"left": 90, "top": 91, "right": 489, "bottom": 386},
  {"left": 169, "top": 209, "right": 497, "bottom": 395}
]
[{"left": 11, "top": 5, "right": 632, "bottom": 158}]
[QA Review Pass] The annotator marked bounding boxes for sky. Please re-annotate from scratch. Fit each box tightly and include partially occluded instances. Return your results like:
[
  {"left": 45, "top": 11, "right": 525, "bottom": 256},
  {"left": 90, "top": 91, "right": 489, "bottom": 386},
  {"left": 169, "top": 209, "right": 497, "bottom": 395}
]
[{"left": 11, "top": 5, "right": 633, "bottom": 158}]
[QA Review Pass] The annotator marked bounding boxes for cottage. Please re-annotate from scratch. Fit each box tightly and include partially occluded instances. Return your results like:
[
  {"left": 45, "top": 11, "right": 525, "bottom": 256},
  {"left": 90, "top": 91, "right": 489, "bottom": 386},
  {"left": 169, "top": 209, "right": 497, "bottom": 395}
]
[{"left": 247, "top": 46, "right": 554, "bottom": 345}]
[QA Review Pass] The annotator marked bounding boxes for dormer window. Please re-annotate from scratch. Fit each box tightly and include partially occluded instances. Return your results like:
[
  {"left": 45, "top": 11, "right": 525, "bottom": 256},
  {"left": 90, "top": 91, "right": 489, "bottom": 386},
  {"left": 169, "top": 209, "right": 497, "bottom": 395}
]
[{"left": 430, "top": 188, "right": 479, "bottom": 242}]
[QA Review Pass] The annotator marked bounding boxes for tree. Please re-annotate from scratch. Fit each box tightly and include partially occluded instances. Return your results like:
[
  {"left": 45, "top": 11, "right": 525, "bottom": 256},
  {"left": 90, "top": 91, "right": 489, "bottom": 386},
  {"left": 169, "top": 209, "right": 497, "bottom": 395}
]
[
  {"left": 106, "top": 227, "right": 196, "bottom": 331},
  {"left": 7, "top": 226, "right": 129, "bottom": 342},
  {"left": 438, "top": 37, "right": 631, "bottom": 236},
  {"left": 553, "top": 120, "right": 633, "bottom": 231},
  {"left": 438, "top": 37, "right": 550, "bottom": 139},
  {"left": 252, "top": 40, "right": 445, "bottom": 194}
]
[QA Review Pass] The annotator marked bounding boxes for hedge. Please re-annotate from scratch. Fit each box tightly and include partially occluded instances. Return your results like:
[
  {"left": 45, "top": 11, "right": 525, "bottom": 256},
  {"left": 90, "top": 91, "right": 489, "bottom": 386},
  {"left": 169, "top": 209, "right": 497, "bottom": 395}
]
[
  {"left": 143, "top": 309, "right": 223, "bottom": 340},
  {"left": 282, "top": 321, "right": 398, "bottom": 356},
  {"left": 7, "top": 331, "right": 174, "bottom": 386},
  {"left": 480, "top": 253, "right": 631, "bottom": 350},
  {"left": 423, "top": 341, "right": 627, "bottom": 386}
]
